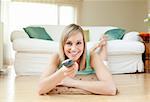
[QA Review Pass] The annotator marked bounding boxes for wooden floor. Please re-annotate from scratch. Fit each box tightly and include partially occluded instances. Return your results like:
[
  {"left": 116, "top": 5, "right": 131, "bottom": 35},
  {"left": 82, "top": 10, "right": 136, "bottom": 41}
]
[{"left": 0, "top": 68, "right": 150, "bottom": 102}]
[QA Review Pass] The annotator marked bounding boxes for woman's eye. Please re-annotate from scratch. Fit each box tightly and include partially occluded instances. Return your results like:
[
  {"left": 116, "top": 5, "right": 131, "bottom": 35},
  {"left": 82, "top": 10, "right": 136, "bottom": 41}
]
[
  {"left": 77, "top": 41, "right": 82, "bottom": 45},
  {"left": 66, "top": 42, "right": 72, "bottom": 46}
]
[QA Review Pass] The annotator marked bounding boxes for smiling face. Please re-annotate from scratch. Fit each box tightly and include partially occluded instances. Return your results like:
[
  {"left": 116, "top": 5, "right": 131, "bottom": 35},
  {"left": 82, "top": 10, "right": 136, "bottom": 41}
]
[
  {"left": 64, "top": 31, "right": 84, "bottom": 61},
  {"left": 59, "top": 24, "right": 86, "bottom": 70}
]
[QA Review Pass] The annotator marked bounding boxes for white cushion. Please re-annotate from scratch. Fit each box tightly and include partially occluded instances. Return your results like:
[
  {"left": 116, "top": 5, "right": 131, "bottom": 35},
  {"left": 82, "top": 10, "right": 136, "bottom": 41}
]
[
  {"left": 11, "top": 30, "right": 29, "bottom": 42},
  {"left": 43, "top": 25, "right": 65, "bottom": 42},
  {"left": 13, "top": 38, "right": 59, "bottom": 53},
  {"left": 82, "top": 26, "right": 117, "bottom": 41},
  {"left": 107, "top": 40, "right": 144, "bottom": 55},
  {"left": 87, "top": 40, "right": 144, "bottom": 55},
  {"left": 123, "top": 32, "right": 142, "bottom": 41}
]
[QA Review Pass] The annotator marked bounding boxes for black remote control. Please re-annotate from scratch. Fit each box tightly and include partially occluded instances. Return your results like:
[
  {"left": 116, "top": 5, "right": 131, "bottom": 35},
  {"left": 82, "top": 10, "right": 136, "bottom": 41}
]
[{"left": 61, "top": 59, "right": 74, "bottom": 67}]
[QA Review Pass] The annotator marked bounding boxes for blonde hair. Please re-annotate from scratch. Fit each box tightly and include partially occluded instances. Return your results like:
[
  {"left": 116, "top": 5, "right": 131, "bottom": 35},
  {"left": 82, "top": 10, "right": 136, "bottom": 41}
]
[{"left": 59, "top": 24, "right": 86, "bottom": 70}]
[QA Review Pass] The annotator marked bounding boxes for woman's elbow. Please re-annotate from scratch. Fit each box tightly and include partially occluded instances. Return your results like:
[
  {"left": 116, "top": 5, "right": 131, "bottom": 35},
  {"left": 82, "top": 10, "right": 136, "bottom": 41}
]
[
  {"left": 37, "top": 85, "right": 46, "bottom": 95},
  {"left": 97, "top": 81, "right": 117, "bottom": 96},
  {"left": 37, "top": 82, "right": 49, "bottom": 95},
  {"left": 105, "top": 82, "right": 117, "bottom": 96},
  {"left": 106, "top": 85, "right": 117, "bottom": 96},
  {"left": 37, "top": 89, "right": 45, "bottom": 95}
]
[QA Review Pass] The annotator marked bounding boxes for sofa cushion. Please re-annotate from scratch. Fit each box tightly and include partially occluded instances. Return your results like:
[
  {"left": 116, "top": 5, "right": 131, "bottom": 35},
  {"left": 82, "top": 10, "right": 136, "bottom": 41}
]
[
  {"left": 13, "top": 39, "right": 59, "bottom": 53},
  {"left": 107, "top": 40, "right": 144, "bottom": 55},
  {"left": 11, "top": 30, "right": 29, "bottom": 42},
  {"left": 82, "top": 26, "right": 118, "bottom": 41},
  {"left": 104, "top": 28, "right": 126, "bottom": 40},
  {"left": 87, "top": 40, "right": 144, "bottom": 55},
  {"left": 43, "top": 25, "right": 65, "bottom": 41},
  {"left": 123, "top": 32, "right": 142, "bottom": 41},
  {"left": 23, "top": 26, "right": 53, "bottom": 40}
]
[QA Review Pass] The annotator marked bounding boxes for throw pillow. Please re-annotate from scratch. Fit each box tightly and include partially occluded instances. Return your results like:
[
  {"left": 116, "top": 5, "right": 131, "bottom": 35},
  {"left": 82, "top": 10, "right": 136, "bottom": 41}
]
[
  {"left": 123, "top": 32, "right": 143, "bottom": 41},
  {"left": 83, "top": 30, "right": 89, "bottom": 42},
  {"left": 104, "top": 28, "right": 126, "bottom": 40},
  {"left": 23, "top": 26, "right": 53, "bottom": 40}
]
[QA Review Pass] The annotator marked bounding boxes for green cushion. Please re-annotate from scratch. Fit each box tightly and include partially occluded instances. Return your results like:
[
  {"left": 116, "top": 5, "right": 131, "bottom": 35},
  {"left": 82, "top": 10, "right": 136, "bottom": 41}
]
[
  {"left": 23, "top": 26, "right": 53, "bottom": 40},
  {"left": 104, "top": 28, "right": 126, "bottom": 40}
]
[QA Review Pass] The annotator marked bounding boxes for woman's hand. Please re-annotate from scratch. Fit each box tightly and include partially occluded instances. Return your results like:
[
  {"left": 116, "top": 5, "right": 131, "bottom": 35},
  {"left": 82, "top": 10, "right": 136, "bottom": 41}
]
[
  {"left": 90, "top": 35, "right": 107, "bottom": 54},
  {"left": 58, "top": 77, "right": 75, "bottom": 87},
  {"left": 60, "top": 62, "right": 79, "bottom": 78},
  {"left": 57, "top": 62, "right": 78, "bottom": 86}
]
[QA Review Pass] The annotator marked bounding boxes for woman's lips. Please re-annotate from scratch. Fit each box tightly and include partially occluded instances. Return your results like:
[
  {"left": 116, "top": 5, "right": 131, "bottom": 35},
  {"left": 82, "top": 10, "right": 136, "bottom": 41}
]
[{"left": 69, "top": 52, "right": 79, "bottom": 57}]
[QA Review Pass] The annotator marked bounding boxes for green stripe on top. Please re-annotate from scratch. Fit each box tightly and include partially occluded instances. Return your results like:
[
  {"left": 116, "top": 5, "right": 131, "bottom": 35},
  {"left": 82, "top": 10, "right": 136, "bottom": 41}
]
[{"left": 77, "top": 50, "right": 95, "bottom": 75}]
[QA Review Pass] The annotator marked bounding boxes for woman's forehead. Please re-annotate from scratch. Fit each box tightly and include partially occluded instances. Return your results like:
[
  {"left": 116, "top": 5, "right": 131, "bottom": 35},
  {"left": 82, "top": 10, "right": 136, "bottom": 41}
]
[{"left": 67, "top": 32, "right": 83, "bottom": 41}]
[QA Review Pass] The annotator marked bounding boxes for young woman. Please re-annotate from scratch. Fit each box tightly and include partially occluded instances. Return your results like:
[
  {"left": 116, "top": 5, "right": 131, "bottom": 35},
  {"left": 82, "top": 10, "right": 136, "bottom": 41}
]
[{"left": 38, "top": 24, "right": 117, "bottom": 95}]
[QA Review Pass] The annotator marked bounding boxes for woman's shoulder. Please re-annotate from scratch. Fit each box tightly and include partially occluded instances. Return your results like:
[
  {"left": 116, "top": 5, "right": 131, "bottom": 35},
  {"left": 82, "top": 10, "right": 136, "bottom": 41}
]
[
  {"left": 49, "top": 53, "right": 60, "bottom": 65},
  {"left": 51, "top": 52, "right": 59, "bottom": 58}
]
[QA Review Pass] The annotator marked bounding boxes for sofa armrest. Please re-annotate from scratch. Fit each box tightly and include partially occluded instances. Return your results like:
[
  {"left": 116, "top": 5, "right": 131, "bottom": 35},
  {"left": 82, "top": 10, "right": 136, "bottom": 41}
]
[
  {"left": 11, "top": 30, "right": 29, "bottom": 42},
  {"left": 13, "top": 38, "right": 59, "bottom": 53}
]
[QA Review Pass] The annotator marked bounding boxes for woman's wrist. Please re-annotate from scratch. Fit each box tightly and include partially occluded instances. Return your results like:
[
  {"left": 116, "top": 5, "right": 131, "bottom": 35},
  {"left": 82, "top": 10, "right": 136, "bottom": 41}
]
[
  {"left": 61, "top": 77, "right": 76, "bottom": 87},
  {"left": 57, "top": 67, "right": 66, "bottom": 78}
]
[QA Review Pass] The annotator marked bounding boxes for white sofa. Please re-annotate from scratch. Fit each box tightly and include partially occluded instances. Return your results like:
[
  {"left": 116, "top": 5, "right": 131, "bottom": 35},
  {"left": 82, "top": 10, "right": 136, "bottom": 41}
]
[{"left": 11, "top": 25, "right": 145, "bottom": 75}]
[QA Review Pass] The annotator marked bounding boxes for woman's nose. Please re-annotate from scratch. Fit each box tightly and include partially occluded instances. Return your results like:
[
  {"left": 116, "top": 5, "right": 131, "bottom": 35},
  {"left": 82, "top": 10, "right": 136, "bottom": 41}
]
[{"left": 71, "top": 45, "right": 77, "bottom": 51}]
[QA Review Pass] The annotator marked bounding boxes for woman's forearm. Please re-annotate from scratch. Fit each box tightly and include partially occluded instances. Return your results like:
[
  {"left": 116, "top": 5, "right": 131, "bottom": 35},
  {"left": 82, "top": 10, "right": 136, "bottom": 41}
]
[
  {"left": 38, "top": 69, "right": 65, "bottom": 95},
  {"left": 70, "top": 79, "right": 117, "bottom": 95}
]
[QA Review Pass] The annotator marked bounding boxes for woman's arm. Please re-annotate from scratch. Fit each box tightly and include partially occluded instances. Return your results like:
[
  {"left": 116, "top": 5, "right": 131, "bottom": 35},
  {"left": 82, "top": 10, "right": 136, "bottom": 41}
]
[
  {"left": 61, "top": 69, "right": 117, "bottom": 95},
  {"left": 60, "top": 77, "right": 116, "bottom": 95},
  {"left": 38, "top": 53, "right": 64, "bottom": 95},
  {"left": 90, "top": 52, "right": 117, "bottom": 95},
  {"left": 60, "top": 53, "right": 117, "bottom": 95},
  {"left": 38, "top": 53, "right": 78, "bottom": 95}
]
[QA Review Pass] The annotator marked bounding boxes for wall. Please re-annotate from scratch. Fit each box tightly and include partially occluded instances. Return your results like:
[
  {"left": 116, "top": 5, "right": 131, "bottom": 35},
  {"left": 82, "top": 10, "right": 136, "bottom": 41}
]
[
  {"left": 80, "top": 0, "right": 148, "bottom": 32},
  {"left": 148, "top": 0, "right": 150, "bottom": 13}
]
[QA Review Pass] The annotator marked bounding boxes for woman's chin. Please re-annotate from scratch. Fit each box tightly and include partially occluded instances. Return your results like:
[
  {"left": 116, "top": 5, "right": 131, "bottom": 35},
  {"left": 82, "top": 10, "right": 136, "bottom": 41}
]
[
  {"left": 66, "top": 53, "right": 81, "bottom": 61},
  {"left": 68, "top": 56, "right": 79, "bottom": 61},
  {"left": 69, "top": 58, "right": 77, "bottom": 61}
]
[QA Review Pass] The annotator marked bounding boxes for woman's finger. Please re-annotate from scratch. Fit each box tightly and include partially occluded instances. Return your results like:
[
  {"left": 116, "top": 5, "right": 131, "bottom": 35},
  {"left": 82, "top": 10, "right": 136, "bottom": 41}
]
[
  {"left": 90, "top": 43, "right": 99, "bottom": 52},
  {"left": 64, "top": 68, "right": 75, "bottom": 77}
]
